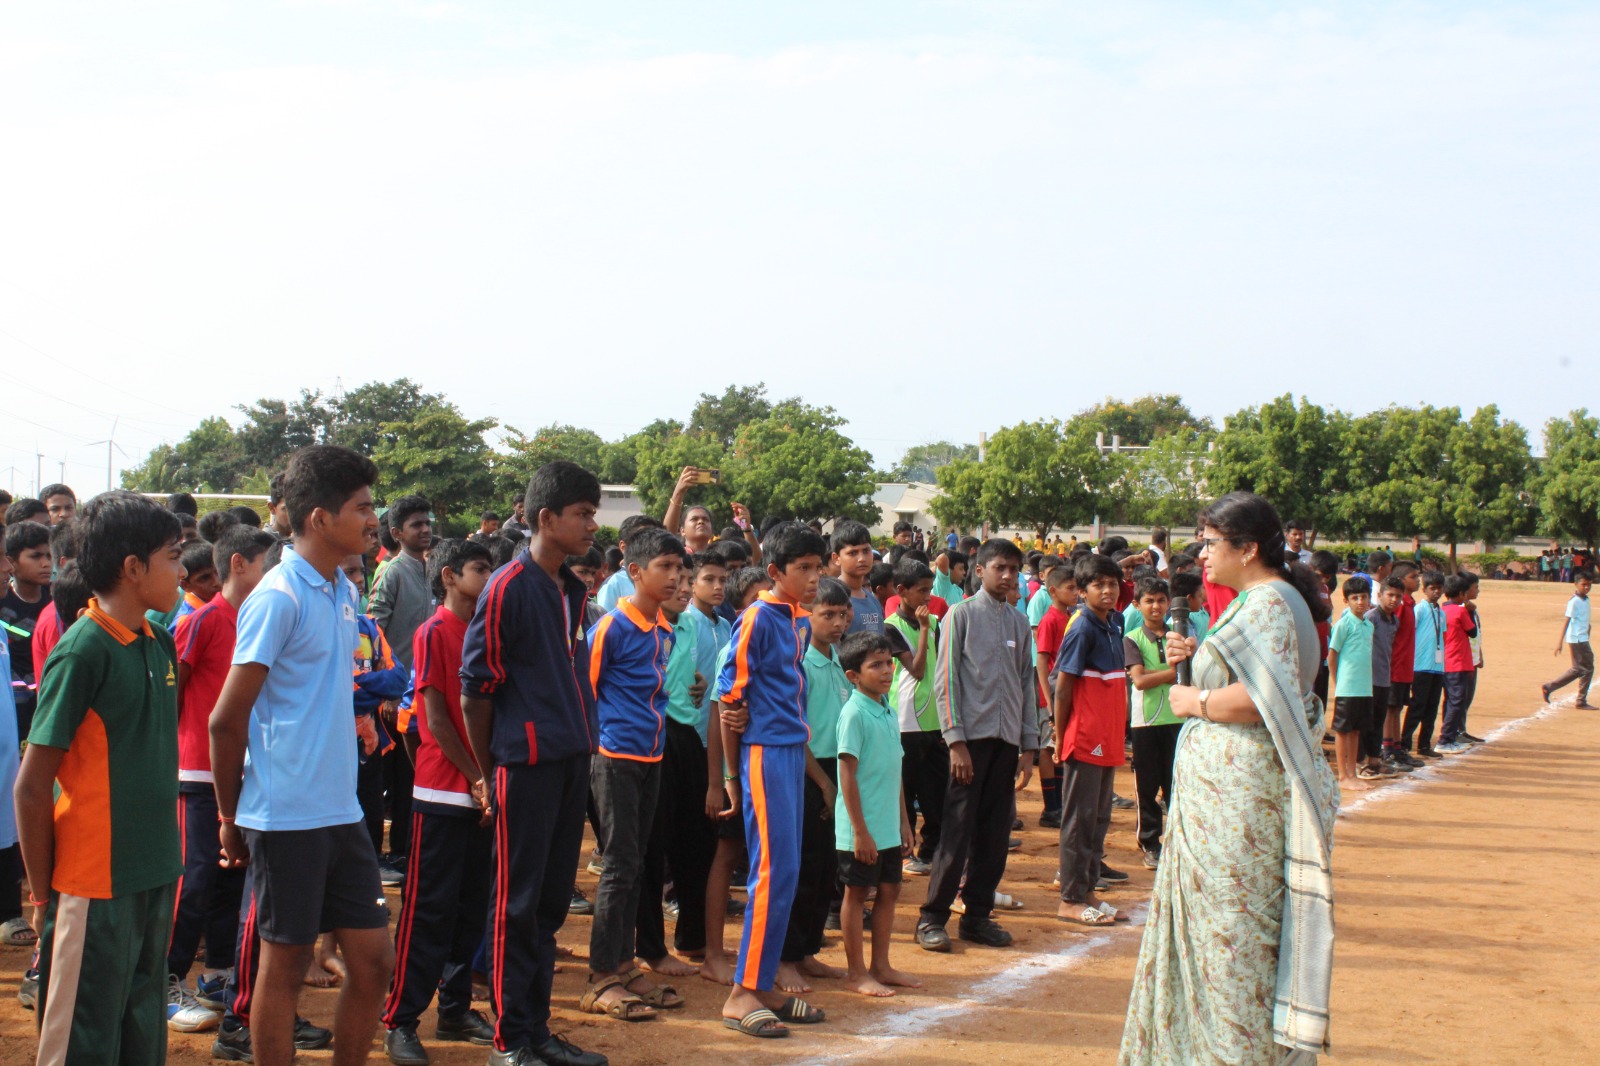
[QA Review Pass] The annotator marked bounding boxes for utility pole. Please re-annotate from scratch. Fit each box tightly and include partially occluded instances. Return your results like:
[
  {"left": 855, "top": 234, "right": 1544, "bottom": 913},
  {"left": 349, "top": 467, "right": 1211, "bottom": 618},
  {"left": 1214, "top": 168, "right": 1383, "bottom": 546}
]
[{"left": 88, "top": 418, "right": 126, "bottom": 494}]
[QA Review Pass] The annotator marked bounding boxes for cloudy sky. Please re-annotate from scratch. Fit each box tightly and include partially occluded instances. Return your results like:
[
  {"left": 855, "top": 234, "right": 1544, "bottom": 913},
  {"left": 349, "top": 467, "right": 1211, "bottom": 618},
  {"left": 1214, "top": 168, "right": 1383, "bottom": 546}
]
[{"left": 2, "top": 1, "right": 1596, "bottom": 495}]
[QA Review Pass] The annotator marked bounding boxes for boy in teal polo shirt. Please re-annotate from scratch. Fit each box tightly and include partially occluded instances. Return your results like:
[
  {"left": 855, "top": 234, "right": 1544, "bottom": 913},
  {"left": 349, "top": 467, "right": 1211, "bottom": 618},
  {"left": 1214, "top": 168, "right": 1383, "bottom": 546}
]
[
  {"left": 1123, "top": 576, "right": 1181, "bottom": 869},
  {"left": 835, "top": 632, "right": 918, "bottom": 998},
  {"left": 1328, "top": 576, "right": 1376, "bottom": 793},
  {"left": 782, "top": 577, "right": 853, "bottom": 990}
]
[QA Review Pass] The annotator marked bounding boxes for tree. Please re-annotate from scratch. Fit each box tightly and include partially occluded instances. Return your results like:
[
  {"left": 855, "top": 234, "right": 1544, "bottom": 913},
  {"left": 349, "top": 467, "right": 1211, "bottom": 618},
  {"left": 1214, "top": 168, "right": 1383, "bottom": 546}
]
[
  {"left": 889, "top": 441, "right": 979, "bottom": 483},
  {"left": 1078, "top": 394, "right": 1214, "bottom": 445},
  {"left": 499, "top": 424, "right": 607, "bottom": 484},
  {"left": 931, "top": 419, "right": 1126, "bottom": 537},
  {"left": 120, "top": 443, "right": 183, "bottom": 493},
  {"left": 1413, "top": 405, "right": 1534, "bottom": 561},
  {"left": 334, "top": 379, "right": 444, "bottom": 457},
  {"left": 234, "top": 390, "right": 335, "bottom": 473},
  {"left": 600, "top": 418, "right": 684, "bottom": 485},
  {"left": 729, "top": 402, "right": 878, "bottom": 525},
  {"left": 1538, "top": 409, "right": 1600, "bottom": 549},
  {"left": 1125, "top": 429, "right": 1214, "bottom": 529},
  {"left": 1210, "top": 395, "right": 1344, "bottom": 534},
  {"left": 928, "top": 458, "right": 987, "bottom": 533},
  {"left": 688, "top": 383, "right": 783, "bottom": 451},
  {"left": 372, "top": 407, "right": 499, "bottom": 534},
  {"left": 633, "top": 430, "right": 734, "bottom": 522}
]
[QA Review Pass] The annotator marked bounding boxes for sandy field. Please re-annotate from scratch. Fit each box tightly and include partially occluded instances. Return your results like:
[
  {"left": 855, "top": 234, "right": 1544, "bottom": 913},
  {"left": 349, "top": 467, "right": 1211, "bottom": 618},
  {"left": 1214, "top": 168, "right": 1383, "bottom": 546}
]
[{"left": 2, "top": 579, "right": 1595, "bottom": 1064}]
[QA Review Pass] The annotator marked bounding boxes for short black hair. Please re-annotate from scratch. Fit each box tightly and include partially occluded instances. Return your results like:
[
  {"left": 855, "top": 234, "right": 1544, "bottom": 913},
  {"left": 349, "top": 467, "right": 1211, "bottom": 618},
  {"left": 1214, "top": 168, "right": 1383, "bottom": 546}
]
[
  {"left": 565, "top": 546, "right": 605, "bottom": 570},
  {"left": 1382, "top": 576, "right": 1408, "bottom": 594},
  {"left": 839, "top": 631, "right": 893, "bottom": 674},
  {"left": 487, "top": 533, "right": 522, "bottom": 569},
  {"left": 1169, "top": 571, "right": 1202, "bottom": 600},
  {"left": 50, "top": 562, "right": 92, "bottom": 631},
  {"left": 1045, "top": 563, "right": 1077, "bottom": 589},
  {"left": 1074, "top": 553, "right": 1122, "bottom": 589},
  {"left": 726, "top": 565, "right": 771, "bottom": 609},
  {"left": 481, "top": 510, "right": 500, "bottom": 524},
  {"left": 719, "top": 525, "right": 744, "bottom": 544},
  {"left": 604, "top": 546, "right": 624, "bottom": 573},
  {"left": 180, "top": 539, "right": 218, "bottom": 579},
  {"left": 892, "top": 521, "right": 913, "bottom": 536},
  {"left": 387, "top": 495, "right": 432, "bottom": 532},
  {"left": 428, "top": 537, "right": 494, "bottom": 601},
  {"left": 49, "top": 522, "right": 78, "bottom": 566},
  {"left": 283, "top": 445, "right": 380, "bottom": 534},
  {"left": 1285, "top": 518, "right": 1306, "bottom": 532},
  {"left": 378, "top": 523, "right": 399, "bottom": 554},
  {"left": 1420, "top": 569, "right": 1445, "bottom": 589},
  {"left": 958, "top": 535, "right": 982, "bottom": 555},
  {"left": 709, "top": 538, "right": 749, "bottom": 567},
  {"left": 1443, "top": 573, "right": 1471, "bottom": 597},
  {"left": 814, "top": 576, "right": 852, "bottom": 609},
  {"left": 4, "top": 521, "right": 50, "bottom": 558},
  {"left": 176, "top": 512, "right": 198, "bottom": 532},
  {"left": 893, "top": 559, "right": 934, "bottom": 588},
  {"left": 1574, "top": 568, "right": 1596, "bottom": 583},
  {"left": 1366, "top": 550, "right": 1392, "bottom": 570},
  {"left": 525, "top": 461, "right": 601, "bottom": 528},
  {"left": 268, "top": 472, "right": 286, "bottom": 507},
  {"left": 617, "top": 513, "right": 663, "bottom": 545},
  {"left": 690, "top": 551, "right": 728, "bottom": 576},
  {"left": 5, "top": 499, "right": 46, "bottom": 525},
  {"left": 868, "top": 562, "right": 894, "bottom": 590},
  {"left": 73, "top": 490, "right": 182, "bottom": 594},
  {"left": 40, "top": 483, "right": 74, "bottom": 504},
  {"left": 512, "top": 493, "right": 525, "bottom": 505},
  {"left": 166, "top": 492, "right": 199, "bottom": 517},
  {"left": 624, "top": 527, "right": 684, "bottom": 569},
  {"left": 1390, "top": 560, "right": 1419, "bottom": 580},
  {"left": 197, "top": 510, "right": 239, "bottom": 543},
  {"left": 213, "top": 526, "right": 277, "bottom": 578},
  {"left": 945, "top": 549, "right": 968, "bottom": 572},
  {"left": 1308, "top": 550, "right": 1341, "bottom": 579},
  {"left": 830, "top": 521, "right": 872, "bottom": 554},
  {"left": 1342, "top": 576, "right": 1372, "bottom": 598},
  {"left": 1134, "top": 575, "right": 1170, "bottom": 602},
  {"left": 228, "top": 505, "right": 262, "bottom": 529},
  {"left": 1098, "top": 535, "right": 1129, "bottom": 556},
  {"left": 975, "top": 538, "right": 1022, "bottom": 568},
  {"left": 763, "top": 521, "right": 829, "bottom": 572}
]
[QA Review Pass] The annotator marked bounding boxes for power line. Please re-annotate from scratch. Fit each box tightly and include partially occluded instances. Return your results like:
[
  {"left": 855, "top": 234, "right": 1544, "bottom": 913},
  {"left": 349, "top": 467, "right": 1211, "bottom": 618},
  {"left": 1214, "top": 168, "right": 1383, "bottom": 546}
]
[{"left": 0, "top": 324, "right": 206, "bottom": 426}]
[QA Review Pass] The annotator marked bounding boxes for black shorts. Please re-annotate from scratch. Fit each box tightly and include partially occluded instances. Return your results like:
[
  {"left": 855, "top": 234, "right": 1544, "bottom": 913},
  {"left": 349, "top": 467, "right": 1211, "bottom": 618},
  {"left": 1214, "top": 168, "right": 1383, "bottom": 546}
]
[
  {"left": 716, "top": 790, "right": 747, "bottom": 845},
  {"left": 1389, "top": 682, "right": 1411, "bottom": 708},
  {"left": 837, "top": 846, "right": 903, "bottom": 888},
  {"left": 243, "top": 821, "right": 388, "bottom": 945},
  {"left": 1331, "top": 696, "right": 1372, "bottom": 735}
]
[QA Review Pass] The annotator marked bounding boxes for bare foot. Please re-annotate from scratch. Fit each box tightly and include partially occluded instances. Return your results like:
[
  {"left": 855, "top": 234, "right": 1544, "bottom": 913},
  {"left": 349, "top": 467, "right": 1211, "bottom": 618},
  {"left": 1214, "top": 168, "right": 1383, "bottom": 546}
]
[
  {"left": 699, "top": 954, "right": 735, "bottom": 986},
  {"left": 643, "top": 954, "right": 699, "bottom": 977},
  {"left": 797, "top": 956, "right": 845, "bottom": 980},
  {"left": 871, "top": 965, "right": 923, "bottom": 989},
  {"left": 1341, "top": 777, "right": 1372, "bottom": 793},
  {"left": 775, "top": 961, "right": 812, "bottom": 994},
  {"left": 303, "top": 943, "right": 346, "bottom": 988},
  {"left": 844, "top": 972, "right": 896, "bottom": 997}
]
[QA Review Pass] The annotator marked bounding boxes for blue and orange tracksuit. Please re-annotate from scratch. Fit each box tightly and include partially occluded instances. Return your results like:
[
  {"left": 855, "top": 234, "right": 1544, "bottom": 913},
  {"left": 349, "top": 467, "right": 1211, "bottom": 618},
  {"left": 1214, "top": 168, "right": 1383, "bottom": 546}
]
[{"left": 714, "top": 591, "right": 811, "bottom": 992}]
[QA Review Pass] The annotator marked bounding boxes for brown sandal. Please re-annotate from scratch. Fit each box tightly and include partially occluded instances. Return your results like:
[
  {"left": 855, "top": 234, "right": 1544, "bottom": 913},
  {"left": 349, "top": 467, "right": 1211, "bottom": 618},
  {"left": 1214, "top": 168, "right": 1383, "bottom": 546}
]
[
  {"left": 580, "top": 974, "right": 658, "bottom": 1021},
  {"left": 624, "top": 965, "right": 685, "bottom": 1009}
]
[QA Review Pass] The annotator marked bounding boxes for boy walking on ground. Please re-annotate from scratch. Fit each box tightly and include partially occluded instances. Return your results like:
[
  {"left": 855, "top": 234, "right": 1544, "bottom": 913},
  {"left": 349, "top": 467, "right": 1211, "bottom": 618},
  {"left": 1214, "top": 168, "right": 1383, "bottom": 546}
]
[
  {"left": 1542, "top": 569, "right": 1594, "bottom": 708},
  {"left": 208, "top": 446, "right": 396, "bottom": 1066},
  {"left": 460, "top": 461, "right": 608, "bottom": 1066},
  {"left": 16, "top": 492, "right": 184, "bottom": 1065},
  {"left": 716, "top": 522, "right": 830, "bottom": 1039},
  {"left": 1053, "top": 555, "right": 1130, "bottom": 926},
  {"left": 834, "top": 632, "right": 921, "bottom": 998},
  {"left": 1328, "top": 576, "right": 1376, "bottom": 791},
  {"left": 916, "top": 539, "right": 1036, "bottom": 953}
]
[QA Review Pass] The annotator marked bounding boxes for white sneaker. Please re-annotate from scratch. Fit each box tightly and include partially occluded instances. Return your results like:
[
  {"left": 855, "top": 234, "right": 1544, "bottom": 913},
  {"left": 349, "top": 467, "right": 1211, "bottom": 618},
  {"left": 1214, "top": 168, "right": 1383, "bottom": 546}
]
[{"left": 166, "top": 974, "right": 221, "bottom": 1033}]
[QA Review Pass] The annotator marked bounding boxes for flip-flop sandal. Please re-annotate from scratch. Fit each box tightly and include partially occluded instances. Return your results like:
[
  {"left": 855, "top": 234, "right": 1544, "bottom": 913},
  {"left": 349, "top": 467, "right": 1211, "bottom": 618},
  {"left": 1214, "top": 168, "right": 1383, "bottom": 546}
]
[
  {"left": 624, "top": 966, "right": 686, "bottom": 1009},
  {"left": 579, "top": 974, "right": 657, "bottom": 1021},
  {"left": 1, "top": 918, "right": 38, "bottom": 947},
  {"left": 723, "top": 1008, "right": 788, "bottom": 1038},
  {"left": 1057, "top": 906, "right": 1115, "bottom": 927},
  {"left": 1095, "top": 902, "right": 1130, "bottom": 923},
  {"left": 773, "top": 996, "right": 826, "bottom": 1024}
]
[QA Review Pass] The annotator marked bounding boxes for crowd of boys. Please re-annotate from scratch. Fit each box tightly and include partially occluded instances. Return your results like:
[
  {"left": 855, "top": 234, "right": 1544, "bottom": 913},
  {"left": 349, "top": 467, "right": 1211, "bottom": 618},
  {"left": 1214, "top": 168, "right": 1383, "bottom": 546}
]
[{"left": 0, "top": 464, "right": 1592, "bottom": 1066}]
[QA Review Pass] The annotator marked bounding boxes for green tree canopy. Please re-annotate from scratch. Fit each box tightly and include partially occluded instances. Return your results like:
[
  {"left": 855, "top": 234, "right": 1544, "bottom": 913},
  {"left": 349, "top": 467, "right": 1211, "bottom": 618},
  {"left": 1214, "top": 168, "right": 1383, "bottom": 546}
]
[
  {"left": 1078, "top": 394, "right": 1214, "bottom": 445},
  {"left": 689, "top": 383, "right": 785, "bottom": 451},
  {"left": 1538, "top": 409, "right": 1600, "bottom": 549},
  {"left": 1125, "top": 428, "right": 1214, "bottom": 529},
  {"left": 889, "top": 441, "right": 979, "bottom": 483},
  {"left": 372, "top": 406, "right": 499, "bottom": 534},
  {"left": 931, "top": 419, "right": 1125, "bottom": 537},
  {"left": 1210, "top": 395, "right": 1344, "bottom": 533}
]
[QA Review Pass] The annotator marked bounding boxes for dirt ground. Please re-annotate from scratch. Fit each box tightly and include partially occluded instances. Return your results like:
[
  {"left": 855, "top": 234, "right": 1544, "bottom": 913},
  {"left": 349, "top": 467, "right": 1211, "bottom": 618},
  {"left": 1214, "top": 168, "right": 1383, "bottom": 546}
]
[{"left": 2, "top": 579, "right": 1595, "bottom": 1064}]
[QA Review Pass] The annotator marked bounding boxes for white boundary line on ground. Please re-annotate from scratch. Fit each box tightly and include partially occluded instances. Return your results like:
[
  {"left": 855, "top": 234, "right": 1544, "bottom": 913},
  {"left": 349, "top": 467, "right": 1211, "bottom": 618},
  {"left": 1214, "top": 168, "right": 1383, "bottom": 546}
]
[{"left": 805, "top": 697, "right": 1576, "bottom": 1062}]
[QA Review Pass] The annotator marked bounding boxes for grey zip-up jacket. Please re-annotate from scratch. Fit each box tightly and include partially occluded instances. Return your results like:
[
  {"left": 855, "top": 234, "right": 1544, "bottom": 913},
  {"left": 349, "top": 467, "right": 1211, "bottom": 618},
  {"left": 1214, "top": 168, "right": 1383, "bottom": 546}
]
[{"left": 933, "top": 587, "right": 1037, "bottom": 751}]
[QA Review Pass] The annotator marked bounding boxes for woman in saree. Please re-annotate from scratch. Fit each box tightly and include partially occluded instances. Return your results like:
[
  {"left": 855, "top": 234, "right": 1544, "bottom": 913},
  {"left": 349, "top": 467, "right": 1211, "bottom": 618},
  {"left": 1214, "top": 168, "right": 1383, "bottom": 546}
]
[{"left": 1120, "top": 492, "right": 1339, "bottom": 1066}]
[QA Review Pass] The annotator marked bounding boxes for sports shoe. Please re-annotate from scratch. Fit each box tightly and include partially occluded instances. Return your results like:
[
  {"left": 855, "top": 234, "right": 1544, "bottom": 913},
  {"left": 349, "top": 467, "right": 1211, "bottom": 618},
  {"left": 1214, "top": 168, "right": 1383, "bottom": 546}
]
[
  {"left": 1355, "top": 765, "right": 1385, "bottom": 780},
  {"left": 915, "top": 922, "right": 952, "bottom": 952},
  {"left": 1012, "top": 816, "right": 1023, "bottom": 831},
  {"left": 1382, "top": 755, "right": 1416, "bottom": 774},
  {"left": 957, "top": 917, "right": 1013, "bottom": 947},
  {"left": 378, "top": 857, "right": 406, "bottom": 887},
  {"left": 195, "top": 969, "right": 232, "bottom": 1011},
  {"left": 1007, "top": 836, "right": 1021, "bottom": 851},
  {"left": 586, "top": 852, "right": 605, "bottom": 876},
  {"left": 1435, "top": 740, "right": 1471, "bottom": 754},
  {"left": 18, "top": 967, "right": 38, "bottom": 1011},
  {"left": 167, "top": 973, "right": 222, "bottom": 1033},
  {"left": 531, "top": 1033, "right": 608, "bottom": 1066},
  {"left": 435, "top": 1007, "right": 495, "bottom": 1045},
  {"left": 385, "top": 1025, "right": 430, "bottom": 1066},
  {"left": 212, "top": 1019, "right": 253, "bottom": 1062},
  {"left": 568, "top": 888, "right": 593, "bottom": 915},
  {"left": 1039, "top": 809, "right": 1062, "bottom": 829},
  {"left": 661, "top": 899, "right": 680, "bottom": 922},
  {"left": 1416, "top": 746, "right": 1443, "bottom": 759},
  {"left": 1111, "top": 794, "right": 1136, "bottom": 811},
  {"left": 1098, "top": 864, "right": 1130, "bottom": 883},
  {"left": 902, "top": 856, "right": 931, "bottom": 876},
  {"left": 1141, "top": 850, "right": 1160, "bottom": 870},
  {"left": 1460, "top": 732, "right": 1486, "bottom": 744}
]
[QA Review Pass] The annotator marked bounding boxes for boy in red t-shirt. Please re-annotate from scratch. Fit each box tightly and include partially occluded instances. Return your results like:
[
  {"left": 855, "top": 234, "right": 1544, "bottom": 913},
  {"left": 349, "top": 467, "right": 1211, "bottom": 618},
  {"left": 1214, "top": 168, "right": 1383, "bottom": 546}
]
[
  {"left": 381, "top": 538, "right": 496, "bottom": 1060},
  {"left": 1435, "top": 574, "right": 1479, "bottom": 753},
  {"left": 169, "top": 527, "right": 276, "bottom": 1018},
  {"left": 1032, "top": 566, "right": 1079, "bottom": 829},
  {"left": 1051, "top": 555, "right": 1127, "bottom": 927}
]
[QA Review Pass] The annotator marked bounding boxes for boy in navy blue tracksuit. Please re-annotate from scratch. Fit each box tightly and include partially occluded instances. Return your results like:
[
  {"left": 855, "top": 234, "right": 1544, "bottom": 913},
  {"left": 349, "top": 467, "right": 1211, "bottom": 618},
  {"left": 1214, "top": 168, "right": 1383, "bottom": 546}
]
[
  {"left": 715, "top": 522, "right": 830, "bottom": 1039},
  {"left": 460, "top": 462, "right": 608, "bottom": 1066}
]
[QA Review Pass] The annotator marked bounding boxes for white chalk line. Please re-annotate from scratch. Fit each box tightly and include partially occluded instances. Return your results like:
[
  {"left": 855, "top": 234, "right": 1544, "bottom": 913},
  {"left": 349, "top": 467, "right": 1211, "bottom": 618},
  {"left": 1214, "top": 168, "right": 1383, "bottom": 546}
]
[{"left": 796, "top": 697, "right": 1577, "bottom": 1062}]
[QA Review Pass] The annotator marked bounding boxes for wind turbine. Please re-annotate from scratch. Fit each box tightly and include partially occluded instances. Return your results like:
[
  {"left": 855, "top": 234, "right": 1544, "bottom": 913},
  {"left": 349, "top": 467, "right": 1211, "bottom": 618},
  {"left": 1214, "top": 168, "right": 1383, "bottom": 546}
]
[{"left": 88, "top": 418, "right": 129, "bottom": 494}]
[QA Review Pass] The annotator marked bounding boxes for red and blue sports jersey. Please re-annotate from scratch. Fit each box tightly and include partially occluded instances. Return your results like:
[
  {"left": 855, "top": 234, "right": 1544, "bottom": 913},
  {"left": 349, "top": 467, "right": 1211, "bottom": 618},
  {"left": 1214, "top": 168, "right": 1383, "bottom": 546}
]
[
  {"left": 173, "top": 594, "right": 238, "bottom": 789},
  {"left": 588, "top": 599, "right": 675, "bottom": 762},
  {"left": 1054, "top": 607, "right": 1128, "bottom": 767},
  {"left": 715, "top": 591, "right": 811, "bottom": 747},
  {"left": 412, "top": 605, "right": 478, "bottom": 813},
  {"left": 460, "top": 550, "right": 597, "bottom": 766}
]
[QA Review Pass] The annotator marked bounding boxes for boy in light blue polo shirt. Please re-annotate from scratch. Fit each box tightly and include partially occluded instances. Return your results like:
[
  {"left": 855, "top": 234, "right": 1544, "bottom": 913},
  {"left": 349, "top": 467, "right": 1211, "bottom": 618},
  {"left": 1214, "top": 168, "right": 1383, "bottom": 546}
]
[
  {"left": 1543, "top": 569, "right": 1594, "bottom": 708},
  {"left": 834, "top": 631, "right": 917, "bottom": 998},
  {"left": 1327, "top": 576, "right": 1375, "bottom": 793},
  {"left": 207, "top": 445, "right": 394, "bottom": 1065}
]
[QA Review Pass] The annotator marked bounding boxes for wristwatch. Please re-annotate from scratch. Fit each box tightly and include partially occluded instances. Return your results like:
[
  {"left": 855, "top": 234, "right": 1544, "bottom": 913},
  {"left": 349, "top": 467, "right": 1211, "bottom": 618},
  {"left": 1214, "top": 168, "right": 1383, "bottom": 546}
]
[{"left": 1197, "top": 689, "right": 1213, "bottom": 721}]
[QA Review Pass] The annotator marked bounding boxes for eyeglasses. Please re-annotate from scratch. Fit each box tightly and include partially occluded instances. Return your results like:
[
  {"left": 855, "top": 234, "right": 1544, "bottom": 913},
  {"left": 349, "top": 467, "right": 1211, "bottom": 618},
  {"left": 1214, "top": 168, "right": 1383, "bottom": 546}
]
[{"left": 1196, "top": 537, "right": 1226, "bottom": 551}]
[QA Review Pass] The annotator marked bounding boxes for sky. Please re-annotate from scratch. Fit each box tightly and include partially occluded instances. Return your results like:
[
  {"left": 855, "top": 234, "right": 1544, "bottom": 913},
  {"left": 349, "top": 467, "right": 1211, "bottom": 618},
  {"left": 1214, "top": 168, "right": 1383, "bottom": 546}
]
[{"left": 2, "top": 1, "right": 1597, "bottom": 496}]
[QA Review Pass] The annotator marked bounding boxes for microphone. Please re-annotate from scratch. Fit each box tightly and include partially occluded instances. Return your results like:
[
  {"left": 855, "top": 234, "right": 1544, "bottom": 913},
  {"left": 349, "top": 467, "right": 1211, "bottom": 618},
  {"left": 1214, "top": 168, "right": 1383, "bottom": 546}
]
[{"left": 1169, "top": 603, "right": 1193, "bottom": 687}]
